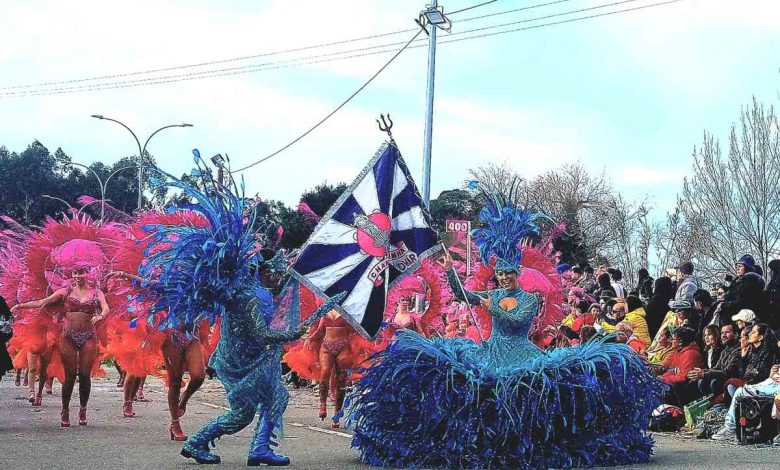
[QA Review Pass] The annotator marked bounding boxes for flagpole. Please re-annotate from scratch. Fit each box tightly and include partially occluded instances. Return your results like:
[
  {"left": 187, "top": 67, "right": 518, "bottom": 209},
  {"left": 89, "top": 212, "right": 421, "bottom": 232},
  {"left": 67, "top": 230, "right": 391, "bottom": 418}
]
[{"left": 421, "top": 0, "right": 440, "bottom": 206}]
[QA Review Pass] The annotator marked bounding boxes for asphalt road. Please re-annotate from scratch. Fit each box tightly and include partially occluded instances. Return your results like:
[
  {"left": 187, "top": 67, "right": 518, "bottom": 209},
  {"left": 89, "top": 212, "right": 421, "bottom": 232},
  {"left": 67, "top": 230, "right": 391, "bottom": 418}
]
[{"left": 1, "top": 373, "right": 778, "bottom": 469}]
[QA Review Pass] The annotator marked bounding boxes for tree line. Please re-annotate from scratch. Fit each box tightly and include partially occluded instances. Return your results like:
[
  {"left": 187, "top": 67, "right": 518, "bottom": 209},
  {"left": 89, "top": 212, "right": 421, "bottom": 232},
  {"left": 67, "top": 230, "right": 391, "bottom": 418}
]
[{"left": 2, "top": 96, "right": 778, "bottom": 285}]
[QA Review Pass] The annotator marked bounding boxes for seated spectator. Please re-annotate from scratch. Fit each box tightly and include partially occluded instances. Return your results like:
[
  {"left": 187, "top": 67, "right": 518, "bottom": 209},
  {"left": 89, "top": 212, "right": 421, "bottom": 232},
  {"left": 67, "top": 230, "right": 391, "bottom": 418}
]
[
  {"left": 597, "top": 300, "right": 627, "bottom": 334},
  {"left": 616, "top": 321, "right": 646, "bottom": 355},
  {"left": 671, "top": 300, "right": 701, "bottom": 331},
  {"left": 687, "top": 323, "right": 741, "bottom": 396},
  {"left": 739, "top": 322, "right": 777, "bottom": 386},
  {"left": 661, "top": 327, "right": 705, "bottom": 406},
  {"left": 636, "top": 267, "right": 654, "bottom": 304},
  {"left": 608, "top": 268, "right": 627, "bottom": 298},
  {"left": 731, "top": 308, "right": 756, "bottom": 332},
  {"left": 561, "top": 300, "right": 596, "bottom": 335},
  {"left": 595, "top": 273, "right": 614, "bottom": 300},
  {"left": 579, "top": 325, "right": 598, "bottom": 344},
  {"left": 673, "top": 261, "right": 699, "bottom": 305},
  {"left": 695, "top": 289, "right": 723, "bottom": 330},
  {"left": 624, "top": 295, "right": 651, "bottom": 345},
  {"left": 647, "top": 327, "right": 675, "bottom": 365},
  {"left": 701, "top": 324, "right": 723, "bottom": 368},
  {"left": 580, "top": 266, "right": 598, "bottom": 296},
  {"left": 646, "top": 276, "right": 675, "bottom": 339},
  {"left": 721, "top": 255, "right": 767, "bottom": 321},
  {"left": 712, "top": 363, "right": 780, "bottom": 442}
]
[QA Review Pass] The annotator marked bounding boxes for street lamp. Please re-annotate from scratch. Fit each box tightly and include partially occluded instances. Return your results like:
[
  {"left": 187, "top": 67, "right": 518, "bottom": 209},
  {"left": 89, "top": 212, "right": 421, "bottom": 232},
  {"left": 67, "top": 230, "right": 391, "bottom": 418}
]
[
  {"left": 66, "top": 162, "right": 136, "bottom": 221},
  {"left": 42, "top": 194, "right": 73, "bottom": 211},
  {"left": 91, "top": 115, "right": 193, "bottom": 210}
]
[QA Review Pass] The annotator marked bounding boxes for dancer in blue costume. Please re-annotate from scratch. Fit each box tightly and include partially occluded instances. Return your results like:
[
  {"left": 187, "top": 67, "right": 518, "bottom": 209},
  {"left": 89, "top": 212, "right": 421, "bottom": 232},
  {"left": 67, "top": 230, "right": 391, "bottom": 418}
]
[
  {"left": 140, "top": 152, "right": 342, "bottom": 466},
  {"left": 347, "top": 194, "right": 664, "bottom": 469}
]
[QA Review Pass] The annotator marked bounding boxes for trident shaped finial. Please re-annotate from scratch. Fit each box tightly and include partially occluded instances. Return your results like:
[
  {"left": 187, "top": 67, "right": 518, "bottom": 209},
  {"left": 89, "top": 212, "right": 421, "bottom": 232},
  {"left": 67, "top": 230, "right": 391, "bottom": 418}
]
[{"left": 376, "top": 113, "right": 393, "bottom": 139}]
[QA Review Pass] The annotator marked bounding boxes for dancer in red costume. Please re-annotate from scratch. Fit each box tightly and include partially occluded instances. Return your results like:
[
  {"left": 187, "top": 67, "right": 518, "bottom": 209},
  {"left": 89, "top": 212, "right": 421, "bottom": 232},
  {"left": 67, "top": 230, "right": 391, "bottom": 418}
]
[
  {"left": 284, "top": 288, "right": 376, "bottom": 428},
  {"left": 12, "top": 264, "right": 109, "bottom": 426},
  {"left": 106, "top": 209, "right": 211, "bottom": 439},
  {"left": 2, "top": 214, "right": 120, "bottom": 414},
  {"left": 305, "top": 310, "right": 352, "bottom": 428}
]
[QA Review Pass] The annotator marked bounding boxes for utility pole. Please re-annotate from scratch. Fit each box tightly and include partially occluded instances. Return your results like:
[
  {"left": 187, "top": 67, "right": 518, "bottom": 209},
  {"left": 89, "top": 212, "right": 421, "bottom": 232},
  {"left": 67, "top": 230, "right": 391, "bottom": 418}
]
[{"left": 419, "top": 1, "right": 450, "bottom": 206}]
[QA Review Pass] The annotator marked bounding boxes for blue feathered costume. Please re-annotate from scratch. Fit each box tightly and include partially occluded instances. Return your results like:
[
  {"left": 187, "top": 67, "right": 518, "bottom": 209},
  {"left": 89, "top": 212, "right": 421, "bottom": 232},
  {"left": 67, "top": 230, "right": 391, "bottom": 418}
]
[
  {"left": 140, "top": 151, "right": 339, "bottom": 466},
  {"left": 347, "top": 195, "right": 663, "bottom": 469}
]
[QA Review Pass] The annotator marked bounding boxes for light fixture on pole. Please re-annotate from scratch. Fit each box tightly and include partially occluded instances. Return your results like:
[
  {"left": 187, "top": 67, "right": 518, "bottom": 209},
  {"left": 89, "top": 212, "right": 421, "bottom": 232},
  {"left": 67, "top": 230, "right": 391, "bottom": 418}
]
[
  {"left": 416, "top": 1, "right": 450, "bottom": 207},
  {"left": 91, "top": 115, "right": 193, "bottom": 211}
]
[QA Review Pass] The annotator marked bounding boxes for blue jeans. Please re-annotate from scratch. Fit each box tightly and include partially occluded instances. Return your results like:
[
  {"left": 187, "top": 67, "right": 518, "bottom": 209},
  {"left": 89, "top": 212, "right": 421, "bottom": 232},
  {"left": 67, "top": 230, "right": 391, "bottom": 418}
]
[{"left": 723, "top": 378, "right": 780, "bottom": 430}]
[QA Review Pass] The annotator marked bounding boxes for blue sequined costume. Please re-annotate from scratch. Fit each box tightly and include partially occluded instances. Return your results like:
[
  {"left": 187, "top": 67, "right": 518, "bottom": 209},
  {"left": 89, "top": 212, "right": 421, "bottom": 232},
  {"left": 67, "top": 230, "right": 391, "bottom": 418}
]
[
  {"left": 347, "top": 196, "right": 664, "bottom": 469},
  {"left": 140, "top": 152, "right": 337, "bottom": 466}
]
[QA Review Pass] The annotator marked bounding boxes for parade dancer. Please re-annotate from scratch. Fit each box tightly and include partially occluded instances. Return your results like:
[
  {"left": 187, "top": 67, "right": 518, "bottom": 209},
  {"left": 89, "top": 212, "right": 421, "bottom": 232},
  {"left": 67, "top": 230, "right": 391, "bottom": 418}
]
[
  {"left": 139, "top": 153, "right": 341, "bottom": 466},
  {"left": 12, "top": 264, "right": 109, "bottom": 426},
  {"left": 347, "top": 193, "right": 663, "bottom": 469}
]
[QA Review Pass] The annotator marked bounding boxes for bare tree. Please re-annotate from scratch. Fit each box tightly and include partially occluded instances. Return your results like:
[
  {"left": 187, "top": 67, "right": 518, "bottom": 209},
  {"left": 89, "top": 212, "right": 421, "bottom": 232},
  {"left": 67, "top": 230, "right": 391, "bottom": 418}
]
[
  {"left": 469, "top": 161, "right": 652, "bottom": 281},
  {"left": 679, "top": 97, "right": 780, "bottom": 280},
  {"left": 467, "top": 162, "right": 527, "bottom": 205}
]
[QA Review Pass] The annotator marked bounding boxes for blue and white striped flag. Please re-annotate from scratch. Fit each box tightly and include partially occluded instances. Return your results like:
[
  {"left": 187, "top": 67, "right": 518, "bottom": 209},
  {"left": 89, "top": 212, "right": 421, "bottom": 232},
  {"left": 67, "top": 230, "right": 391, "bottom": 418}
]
[{"left": 291, "top": 141, "right": 439, "bottom": 338}]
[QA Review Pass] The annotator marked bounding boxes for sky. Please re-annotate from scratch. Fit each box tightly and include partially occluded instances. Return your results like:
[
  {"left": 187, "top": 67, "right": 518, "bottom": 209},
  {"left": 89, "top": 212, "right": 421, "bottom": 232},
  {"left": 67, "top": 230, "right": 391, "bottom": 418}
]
[{"left": 1, "top": 0, "right": 778, "bottom": 214}]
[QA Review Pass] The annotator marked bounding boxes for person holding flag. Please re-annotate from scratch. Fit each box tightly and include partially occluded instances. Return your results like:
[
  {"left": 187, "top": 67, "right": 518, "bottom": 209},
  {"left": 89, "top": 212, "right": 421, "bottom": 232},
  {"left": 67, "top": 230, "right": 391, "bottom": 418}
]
[{"left": 346, "top": 192, "right": 664, "bottom": 469}]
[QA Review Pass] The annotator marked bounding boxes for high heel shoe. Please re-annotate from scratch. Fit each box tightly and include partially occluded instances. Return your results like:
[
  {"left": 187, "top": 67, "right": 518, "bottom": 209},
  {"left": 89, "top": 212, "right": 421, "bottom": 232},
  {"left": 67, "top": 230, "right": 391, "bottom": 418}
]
[
  {"left": 169, "top": 419, "right": 187, "bottom": 441},
  {"left": 28, "top": 390, "right": 35, "bottom": 403},
  {"left": 123, "top": 400, "right": 136, "bottom": 418},
  {"left": 32, "top": 393, "right": 42, "bottom": 407},
  {"left": 61, "top": 408, "right": 70, "bottom": 428},
  {"left": 318, "top": 403, "right": 327, "bottom": 420},
  {"left": 78, "top": 407, "right": 88, "bottom": 426}
]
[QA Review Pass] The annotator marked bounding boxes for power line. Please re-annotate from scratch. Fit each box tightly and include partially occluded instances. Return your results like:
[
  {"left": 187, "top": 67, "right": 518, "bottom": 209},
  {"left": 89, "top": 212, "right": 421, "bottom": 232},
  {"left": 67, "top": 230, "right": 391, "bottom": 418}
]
[
  {"left": 444, "top": 0, "right": 642, "bottom": 40},
  {"left": 457, "top": 0, "right": 575, "bottom": 22},
  {"left": 230, "top": 0, "right": 685, "bottom": 173},
  {"left": 449, "top": 0, "right": 501, "bottom": 15},
  {"left": 0, "top": 0, "right": 561, "bottom": 93},
  {"left": 230, "top": 29, "right": 425, "bottom": 174},
  {"left": 0, "top": 27, "right": 417, "bottom": 92},
  {"left": 439, "top": 0, "right": 683, "bottom": 45},
  {"left": 1, "top": 0, "right": 677, "bottom": 99}
]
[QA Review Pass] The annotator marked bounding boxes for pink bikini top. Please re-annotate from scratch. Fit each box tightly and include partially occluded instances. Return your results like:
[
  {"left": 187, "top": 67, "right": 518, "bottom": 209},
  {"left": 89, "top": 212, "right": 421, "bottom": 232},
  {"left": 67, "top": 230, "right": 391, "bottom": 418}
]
[{"left": 63, "top": 290, "right": 100, "bottom": 315}]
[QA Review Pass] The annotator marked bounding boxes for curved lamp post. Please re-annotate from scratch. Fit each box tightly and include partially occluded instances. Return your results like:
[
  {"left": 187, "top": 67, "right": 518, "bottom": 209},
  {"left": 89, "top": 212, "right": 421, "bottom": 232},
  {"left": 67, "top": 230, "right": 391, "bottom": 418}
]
[
  {"left": 67, "top": 162, "right": 136, "bottom": 221},
  {"left": 90, "top": 115, "right": 193, "bottom": 210},
  {"left": 42, "top": 194, "right": 73, "bottom": 211}
]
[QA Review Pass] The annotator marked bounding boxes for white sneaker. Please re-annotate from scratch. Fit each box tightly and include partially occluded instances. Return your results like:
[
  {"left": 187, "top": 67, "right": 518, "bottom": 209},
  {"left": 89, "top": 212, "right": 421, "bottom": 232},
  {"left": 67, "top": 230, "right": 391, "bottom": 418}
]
[{"left": 711, "top": 426, "right": 737, "bottom": 443}]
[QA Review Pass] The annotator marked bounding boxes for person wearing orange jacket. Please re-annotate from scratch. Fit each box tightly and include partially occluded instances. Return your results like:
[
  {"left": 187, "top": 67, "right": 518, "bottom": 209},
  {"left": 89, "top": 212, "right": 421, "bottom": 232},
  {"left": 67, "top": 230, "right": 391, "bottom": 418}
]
[{"left": 660, "top": 326, "right": 704, "bottom": 406}]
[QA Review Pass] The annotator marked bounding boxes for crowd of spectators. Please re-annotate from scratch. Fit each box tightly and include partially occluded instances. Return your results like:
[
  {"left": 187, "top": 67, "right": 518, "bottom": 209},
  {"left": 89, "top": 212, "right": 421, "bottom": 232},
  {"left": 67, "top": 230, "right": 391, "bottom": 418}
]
[{"left": 559, "top": 254, "right": 780, "bottom": 444}]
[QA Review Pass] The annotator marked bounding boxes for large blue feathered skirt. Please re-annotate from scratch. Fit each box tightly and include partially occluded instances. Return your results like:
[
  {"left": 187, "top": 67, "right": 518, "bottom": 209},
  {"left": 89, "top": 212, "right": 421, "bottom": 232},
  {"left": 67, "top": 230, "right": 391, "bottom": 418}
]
[{"left": 347, "top": 332, "right": 663, "bottom": 469}]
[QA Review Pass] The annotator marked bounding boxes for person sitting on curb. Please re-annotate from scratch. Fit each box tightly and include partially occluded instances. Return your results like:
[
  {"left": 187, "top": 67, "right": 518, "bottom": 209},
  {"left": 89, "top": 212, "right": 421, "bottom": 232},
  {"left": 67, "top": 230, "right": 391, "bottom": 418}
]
[
  {"left": 686, "top": 323, "right": 742, "bottom": 397},
  {"left": 711, "top": 362, "right": 780, "bottom": 443}
]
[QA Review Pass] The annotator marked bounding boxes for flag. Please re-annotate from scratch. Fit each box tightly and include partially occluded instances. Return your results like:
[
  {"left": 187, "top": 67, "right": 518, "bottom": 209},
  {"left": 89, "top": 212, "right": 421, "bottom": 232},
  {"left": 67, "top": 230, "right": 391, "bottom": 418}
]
[{"left": 291, "top": 141, "right": 439, "bottom": 338}]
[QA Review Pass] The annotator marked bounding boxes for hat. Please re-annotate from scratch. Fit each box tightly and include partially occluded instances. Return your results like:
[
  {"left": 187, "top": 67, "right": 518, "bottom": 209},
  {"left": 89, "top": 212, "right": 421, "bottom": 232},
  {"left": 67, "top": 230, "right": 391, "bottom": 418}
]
[
  {"left": 676, "top": 261, "right": 694, "bottom": 275},
  {"left": 731, "top": 309, "right": 756, "bottom": 323},
  {"left": 668, "top": 299, "right": 692, "bottom": 311},
  {"left": 736, "top": 254, "right": 756, "bottom": 269}
]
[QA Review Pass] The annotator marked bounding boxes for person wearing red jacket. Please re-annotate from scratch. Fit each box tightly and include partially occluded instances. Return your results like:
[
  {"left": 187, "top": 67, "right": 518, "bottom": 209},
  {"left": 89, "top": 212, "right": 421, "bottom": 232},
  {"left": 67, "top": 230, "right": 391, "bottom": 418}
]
[{"left": 660, "top": 326, "right": 704, "bottom": 405}]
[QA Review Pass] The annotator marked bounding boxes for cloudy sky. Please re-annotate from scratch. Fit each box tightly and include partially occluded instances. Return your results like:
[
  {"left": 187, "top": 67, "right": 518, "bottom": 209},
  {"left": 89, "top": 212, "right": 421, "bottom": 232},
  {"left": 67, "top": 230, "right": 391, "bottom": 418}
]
[{"left": 1, "top": 0, "right": 778, "bottom": 212}]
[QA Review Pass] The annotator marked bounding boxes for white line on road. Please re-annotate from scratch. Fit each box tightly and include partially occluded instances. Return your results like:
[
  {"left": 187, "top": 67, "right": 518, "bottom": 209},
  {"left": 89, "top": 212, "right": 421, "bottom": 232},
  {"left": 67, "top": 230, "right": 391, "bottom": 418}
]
[{"left": 146, "top": 388, "right": 352, "bottom": 439}]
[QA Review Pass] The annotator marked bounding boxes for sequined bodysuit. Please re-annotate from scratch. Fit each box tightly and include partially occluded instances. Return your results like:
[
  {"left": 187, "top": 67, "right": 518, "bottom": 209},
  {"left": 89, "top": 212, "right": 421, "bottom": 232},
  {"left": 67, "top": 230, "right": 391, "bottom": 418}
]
[
  {"left": 62, "top": 289, "right": 100, "bottom": 348},
  {"left": 447, "top": 270, "right": 541, "bottom": 369}
]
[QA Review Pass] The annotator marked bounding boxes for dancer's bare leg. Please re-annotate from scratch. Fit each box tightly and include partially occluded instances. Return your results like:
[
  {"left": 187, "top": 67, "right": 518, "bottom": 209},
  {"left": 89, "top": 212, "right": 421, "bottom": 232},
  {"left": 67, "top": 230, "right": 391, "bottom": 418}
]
[
  {"left": 178, "top": 341, "right": 205, "bottom": 417},
  {"left": 59, "top": 338, "right": 78, "bottom": 425},
  {"left": 76, "top": 339, "right": 98, "bottom": 425}
]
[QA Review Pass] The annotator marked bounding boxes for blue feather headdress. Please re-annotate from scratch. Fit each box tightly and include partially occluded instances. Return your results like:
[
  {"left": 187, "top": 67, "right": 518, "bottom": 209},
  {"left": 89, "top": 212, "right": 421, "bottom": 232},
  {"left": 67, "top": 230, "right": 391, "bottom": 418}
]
[
  {"left": 471, "top": 193, "right": 551, "bottom": 273},
  {"left": 139, "top": 149, "right": 265, "bottom": 329}
]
